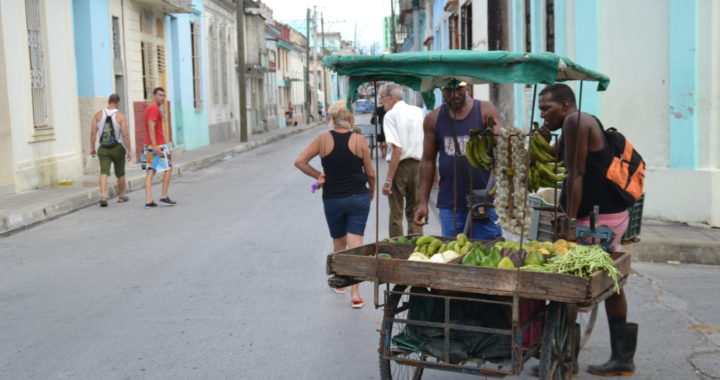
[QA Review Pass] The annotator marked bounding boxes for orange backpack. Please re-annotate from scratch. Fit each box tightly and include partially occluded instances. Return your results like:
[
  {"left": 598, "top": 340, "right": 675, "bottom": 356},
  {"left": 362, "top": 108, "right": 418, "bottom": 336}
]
[{"left": 594, "top": 116, "right": 645, "bottom": 207}]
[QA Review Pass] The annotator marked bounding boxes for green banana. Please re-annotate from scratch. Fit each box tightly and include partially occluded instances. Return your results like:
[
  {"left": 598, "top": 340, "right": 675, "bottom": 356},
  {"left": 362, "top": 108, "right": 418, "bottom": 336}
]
[
  {"left": 465, "top": 139, "right": 483, "bottom": 169},
  {"left": 530, "top": 137, "right": 555, "bottom": 163},
  {"left": 477, "top": 137, "right": 492, "bottom": 165},
  {"left": 537, "top": 161, "right": 565, "bottom": 182},
  {"left": 415, "top": 236, "right": 434, "bottom": 246},
  {"left": 533, "top": 131, "right": 553, "bottom": 152}
]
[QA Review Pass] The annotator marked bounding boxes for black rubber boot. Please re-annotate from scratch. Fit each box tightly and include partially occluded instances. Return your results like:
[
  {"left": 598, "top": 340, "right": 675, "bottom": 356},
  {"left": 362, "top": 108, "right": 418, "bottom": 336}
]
[{"left": 587, "top": 322, "right": 637, "bottom": 376}]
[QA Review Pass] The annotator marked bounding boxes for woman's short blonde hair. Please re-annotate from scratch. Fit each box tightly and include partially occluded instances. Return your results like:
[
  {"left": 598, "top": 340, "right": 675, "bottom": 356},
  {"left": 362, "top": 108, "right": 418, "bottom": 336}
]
[{"left": 328, "top": 100, "right": 353, "bottom": 129}]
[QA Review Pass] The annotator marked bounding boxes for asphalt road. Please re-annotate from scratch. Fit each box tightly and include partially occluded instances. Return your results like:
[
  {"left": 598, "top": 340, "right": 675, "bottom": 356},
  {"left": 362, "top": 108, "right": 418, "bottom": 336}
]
[{"left": 1, "top": 114, "right": 718, "bottom": 379}]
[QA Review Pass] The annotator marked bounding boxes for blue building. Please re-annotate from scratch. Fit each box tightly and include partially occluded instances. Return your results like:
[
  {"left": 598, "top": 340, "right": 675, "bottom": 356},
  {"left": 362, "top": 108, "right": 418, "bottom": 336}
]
[{"left": 72, "top": 0, "right": 209, "bottom": 159}]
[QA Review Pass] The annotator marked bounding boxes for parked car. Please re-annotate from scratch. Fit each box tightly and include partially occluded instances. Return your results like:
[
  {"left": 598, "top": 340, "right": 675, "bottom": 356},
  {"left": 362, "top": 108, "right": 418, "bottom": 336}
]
[{"left": 354, "top": 99, "right": 375, "bottom": 113}]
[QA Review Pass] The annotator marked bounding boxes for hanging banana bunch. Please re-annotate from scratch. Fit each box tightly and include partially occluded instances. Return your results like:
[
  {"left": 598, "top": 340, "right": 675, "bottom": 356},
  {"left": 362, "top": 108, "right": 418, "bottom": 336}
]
[
  {"left": 465, "top": 132, "right": 495, "bottom": 171},
  {"left": 528, "top": 131, "right": 567, "bottom": 192}
]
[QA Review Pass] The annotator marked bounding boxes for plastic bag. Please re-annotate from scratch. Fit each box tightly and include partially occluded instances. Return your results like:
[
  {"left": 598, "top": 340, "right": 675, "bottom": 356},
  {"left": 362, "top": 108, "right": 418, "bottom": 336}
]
[{"left": 85, "top": 155, "right": 98, "bottom": 171}]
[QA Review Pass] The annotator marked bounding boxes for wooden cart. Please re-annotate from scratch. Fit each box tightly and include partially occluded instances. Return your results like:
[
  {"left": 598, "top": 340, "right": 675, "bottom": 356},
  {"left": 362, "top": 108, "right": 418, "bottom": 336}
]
[{"left": 326, "top": 239, "right": 631, "bottom": 380}]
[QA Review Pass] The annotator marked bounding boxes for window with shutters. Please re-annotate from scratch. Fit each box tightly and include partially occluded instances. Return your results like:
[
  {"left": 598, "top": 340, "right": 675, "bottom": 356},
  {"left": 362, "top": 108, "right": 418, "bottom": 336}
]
[
  {"left": 221, "top": 32, "right": 228, "bottom": 104},
  {"left": 26, "top": 0, "right": 48, "bottom": 129},
  {"left": 157, "top": 45, "right": 166, "bottom": 75},
  {"left": 191, "top": 21, "right": 203, "bottom": 110},
  {"left": 460, "top": 3, "right": 472, "bottom": 50},
  {"left": 112, "top": 17, "right": 123, "bottom": 74},
  {"left": 210, "top": 25, "right": 219, "bottom": 104},
  {"left": 141, "top": 41, "right": 156, "bottom": 99},
  {"left": 545, "top": 0, "right": 555, "bottom": 52}
]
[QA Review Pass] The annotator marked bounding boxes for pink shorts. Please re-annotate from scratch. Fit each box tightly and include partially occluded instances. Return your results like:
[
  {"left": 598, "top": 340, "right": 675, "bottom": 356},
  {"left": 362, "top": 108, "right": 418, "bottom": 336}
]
[{"left": 577, "top": 210, "right": 629, "bottom": 251}]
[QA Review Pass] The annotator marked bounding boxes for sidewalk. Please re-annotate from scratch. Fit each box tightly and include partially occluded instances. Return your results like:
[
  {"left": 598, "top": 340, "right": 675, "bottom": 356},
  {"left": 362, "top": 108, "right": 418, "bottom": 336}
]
[
  {"left": 0, "top": 122, "right": 325, "bottom": 236},
  {"left": 622, "top": 219, "right": 720, "bottom": 265}
]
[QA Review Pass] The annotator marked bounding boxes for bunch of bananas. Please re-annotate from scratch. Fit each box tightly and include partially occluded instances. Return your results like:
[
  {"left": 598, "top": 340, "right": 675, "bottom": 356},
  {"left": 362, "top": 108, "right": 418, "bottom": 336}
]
[
  {"left": 465, "top": 133, "right": 495, "bottom": 170},
  {"left": 529, "top": 131, "right": 567, "bottom": 192}
]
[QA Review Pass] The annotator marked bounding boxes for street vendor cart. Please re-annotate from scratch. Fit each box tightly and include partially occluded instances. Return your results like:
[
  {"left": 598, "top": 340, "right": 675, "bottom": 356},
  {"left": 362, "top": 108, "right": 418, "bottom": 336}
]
[{"left": 322, "top": 51, "right": 627, "bottom": 380}]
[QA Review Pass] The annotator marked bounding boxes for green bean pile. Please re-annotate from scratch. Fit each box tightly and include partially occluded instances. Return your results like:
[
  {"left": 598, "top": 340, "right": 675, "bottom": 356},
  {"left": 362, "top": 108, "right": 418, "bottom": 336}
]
[{"left": 522, "top": 245, "right": 621, "bottom": 293}]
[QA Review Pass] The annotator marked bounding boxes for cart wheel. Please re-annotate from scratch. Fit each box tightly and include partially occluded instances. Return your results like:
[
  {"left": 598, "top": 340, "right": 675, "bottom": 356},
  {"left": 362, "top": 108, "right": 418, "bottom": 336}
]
[
  {"left": 539, "top": 302, "right": 578, "bottom": 380},
  {"left": 577, "top": 305, "right": 598, "bottom": 349},
  {"left": 379, "top": 285, "right": 424, "bottom": 380}
]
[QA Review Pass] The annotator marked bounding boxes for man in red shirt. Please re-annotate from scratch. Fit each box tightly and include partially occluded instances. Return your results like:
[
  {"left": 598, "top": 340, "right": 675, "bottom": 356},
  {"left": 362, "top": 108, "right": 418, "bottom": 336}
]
[{"left": 142, "top": 87, "right": 176, "bottom": 208}]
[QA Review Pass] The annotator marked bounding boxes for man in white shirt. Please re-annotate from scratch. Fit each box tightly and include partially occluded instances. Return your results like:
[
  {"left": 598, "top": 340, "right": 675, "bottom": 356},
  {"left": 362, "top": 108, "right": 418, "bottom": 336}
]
[{"left": 380, "top": 83, "right": 425, "bottom": 237}]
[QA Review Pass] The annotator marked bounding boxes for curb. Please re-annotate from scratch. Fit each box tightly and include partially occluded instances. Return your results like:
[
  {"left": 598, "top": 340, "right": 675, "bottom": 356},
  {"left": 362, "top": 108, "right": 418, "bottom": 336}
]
[
  {"left": 0, "top": 123, "right": 323, "bottom": 236},
  {"left": 623, "top": 239, "right": 720, "bottom": 266}
]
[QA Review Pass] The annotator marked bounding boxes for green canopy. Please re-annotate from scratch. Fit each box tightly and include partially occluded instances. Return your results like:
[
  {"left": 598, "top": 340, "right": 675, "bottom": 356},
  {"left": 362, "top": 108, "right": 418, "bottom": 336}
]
[{"left": 322, "top": 50, "right": 610, "bottom": 108}]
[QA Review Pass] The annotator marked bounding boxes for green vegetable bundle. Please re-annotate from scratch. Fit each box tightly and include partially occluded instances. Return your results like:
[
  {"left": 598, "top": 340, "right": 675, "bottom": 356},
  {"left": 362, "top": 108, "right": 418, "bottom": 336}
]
[{"left": 522, "top": 245, "right": 621, "bottom": 293}]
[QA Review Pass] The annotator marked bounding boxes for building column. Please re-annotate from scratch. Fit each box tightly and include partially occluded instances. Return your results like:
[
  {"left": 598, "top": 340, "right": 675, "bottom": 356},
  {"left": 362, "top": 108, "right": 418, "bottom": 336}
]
[
  {"left": 668, "top": 0, "right": 698, "bottom": 169},
  {"left": 72, "top": 0, "right": 113, "bottom": 165}
]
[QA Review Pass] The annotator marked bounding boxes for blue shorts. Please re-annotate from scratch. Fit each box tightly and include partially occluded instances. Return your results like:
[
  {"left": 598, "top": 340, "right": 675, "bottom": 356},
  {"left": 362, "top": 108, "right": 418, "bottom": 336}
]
[
  {"left": 439, "top": 208, "right": 502, "bottom": 241},
  {"left": 323, "top": 193, "right": 371, "bottom": 239}
]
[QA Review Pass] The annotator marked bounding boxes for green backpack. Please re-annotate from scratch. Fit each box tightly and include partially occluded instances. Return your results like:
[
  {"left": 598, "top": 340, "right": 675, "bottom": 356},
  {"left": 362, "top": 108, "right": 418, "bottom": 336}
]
[{"left": 99, "top": 113, "right": 118, "bottom": 148}]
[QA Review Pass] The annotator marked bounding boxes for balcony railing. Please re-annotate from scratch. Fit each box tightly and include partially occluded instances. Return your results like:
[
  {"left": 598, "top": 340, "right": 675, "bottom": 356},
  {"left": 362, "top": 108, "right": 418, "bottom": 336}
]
[{"left": 134, "top": 0, "right": 192, "bottom": 14}]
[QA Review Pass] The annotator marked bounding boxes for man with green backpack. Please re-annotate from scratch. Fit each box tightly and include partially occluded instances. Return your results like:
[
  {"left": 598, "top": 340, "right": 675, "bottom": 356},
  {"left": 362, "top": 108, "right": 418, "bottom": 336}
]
[{"left": 90, "top": 93, "right": 132, "bottom": 207}]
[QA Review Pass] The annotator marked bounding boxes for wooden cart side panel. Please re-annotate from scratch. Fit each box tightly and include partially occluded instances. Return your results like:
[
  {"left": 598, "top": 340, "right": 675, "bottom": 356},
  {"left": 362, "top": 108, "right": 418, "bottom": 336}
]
[
  {"left": 327, "top": 254, "right": 379, "bottom": 280},
  {"left": 589, "top": 251, "right": 631, "bottom": 299},
  {"left": 517, "top": 271, "right": 589, "bottom": 302}
]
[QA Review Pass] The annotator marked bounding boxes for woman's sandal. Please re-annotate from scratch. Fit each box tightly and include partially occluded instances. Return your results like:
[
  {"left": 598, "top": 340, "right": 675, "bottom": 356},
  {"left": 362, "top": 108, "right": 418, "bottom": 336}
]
[
  {"left": 117, "top": 195, "right": 129, "bottom": 203},
  {"left": 99, "top": 199, "right": 108, "bottom": 207},
  {"left": 351, "top": 299, "right": 365, "bottom": 309}
]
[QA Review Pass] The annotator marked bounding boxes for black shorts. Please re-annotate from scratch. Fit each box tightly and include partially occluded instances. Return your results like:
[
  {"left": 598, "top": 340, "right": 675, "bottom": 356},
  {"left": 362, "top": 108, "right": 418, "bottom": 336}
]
[{"left": 376, "top": 133, "right": 386, "bottom": 143}]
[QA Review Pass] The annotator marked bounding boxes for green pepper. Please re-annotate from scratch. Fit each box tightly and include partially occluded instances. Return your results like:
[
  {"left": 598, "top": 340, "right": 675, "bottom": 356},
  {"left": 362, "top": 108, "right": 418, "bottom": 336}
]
[
  {"left": 461, "top": 249, "right": 482, "bottom": 266},
  {"left": 489, "top": 247, "right": 502, "bottom": 267},
  {"left": 480, "top": 256, "right": 496, "bottom": 267},
  {"left": 410, "top": 236, "right": 420, "bottom": 245}
]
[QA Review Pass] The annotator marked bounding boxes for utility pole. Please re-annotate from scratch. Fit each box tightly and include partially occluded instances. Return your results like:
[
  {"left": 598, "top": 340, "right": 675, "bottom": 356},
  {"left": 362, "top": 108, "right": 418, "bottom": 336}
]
[
  {"left": 237, "top": 0, "right": 248, "bottom": 142},
  {"left": 305, "top": 8, "right": 311, "bottom": 124},
  {"left": 312, "top": 6, "right": 318, "bottom": 119},
  {"left": 321, "top": 13, "right": 326, "bottom": 111}
]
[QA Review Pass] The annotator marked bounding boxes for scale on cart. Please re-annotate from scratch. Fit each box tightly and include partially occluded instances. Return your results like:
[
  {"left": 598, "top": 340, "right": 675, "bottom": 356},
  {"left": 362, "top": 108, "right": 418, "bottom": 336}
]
[{"left": 575, "top": 205, "right": 615, "bottom": 251}]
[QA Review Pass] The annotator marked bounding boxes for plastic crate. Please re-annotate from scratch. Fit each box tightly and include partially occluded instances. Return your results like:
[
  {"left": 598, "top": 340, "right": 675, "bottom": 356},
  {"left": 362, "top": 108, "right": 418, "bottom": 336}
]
[
  {"left": 529, "top": 195, "right": 557, "bottom": 242},
  {"left": 622, "top": 194, "right": 644, "bottom": 241}
]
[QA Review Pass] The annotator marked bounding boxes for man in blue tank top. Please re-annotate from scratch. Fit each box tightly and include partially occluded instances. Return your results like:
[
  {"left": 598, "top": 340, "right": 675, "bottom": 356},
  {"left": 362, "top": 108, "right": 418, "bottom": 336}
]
[{"left": 413, "top": 80, "right": 503, "bottom": 240}]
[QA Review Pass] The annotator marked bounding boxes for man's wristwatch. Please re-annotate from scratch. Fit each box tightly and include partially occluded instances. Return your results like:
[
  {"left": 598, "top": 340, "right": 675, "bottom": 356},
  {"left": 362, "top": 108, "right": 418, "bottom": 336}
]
[{"left": 384, "top": 181, "right": 392, "bottom": 187}]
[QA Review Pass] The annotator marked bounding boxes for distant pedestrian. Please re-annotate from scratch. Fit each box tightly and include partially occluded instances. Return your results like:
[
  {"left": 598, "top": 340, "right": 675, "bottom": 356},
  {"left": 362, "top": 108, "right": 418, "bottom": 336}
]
[
  {"left": 294, "top": 100, "right": 376, "bottom": 308},
  {"left": 370, "top": 104, "right": 388, "bottom": 158},
  {"left": 90, "top": 93, "right": 132, "bottom": 207},
  {"left": 379, "top": 83, "right": 425, "bottom": 238},
  {"left": 142, "top": 87, "right": 176, "bottom": 208}
]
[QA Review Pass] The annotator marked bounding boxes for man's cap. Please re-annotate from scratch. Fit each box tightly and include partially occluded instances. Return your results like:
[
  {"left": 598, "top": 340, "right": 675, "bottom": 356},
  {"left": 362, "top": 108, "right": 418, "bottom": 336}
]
[{"left": 443, "top": 79, "right": 468, "bottom": 89}]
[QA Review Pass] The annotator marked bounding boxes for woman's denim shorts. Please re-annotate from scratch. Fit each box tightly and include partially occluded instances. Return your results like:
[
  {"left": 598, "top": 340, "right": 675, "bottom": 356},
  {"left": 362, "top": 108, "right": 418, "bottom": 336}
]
[{"left": 322, "top": 192, "right": 371, "bottom": 238}]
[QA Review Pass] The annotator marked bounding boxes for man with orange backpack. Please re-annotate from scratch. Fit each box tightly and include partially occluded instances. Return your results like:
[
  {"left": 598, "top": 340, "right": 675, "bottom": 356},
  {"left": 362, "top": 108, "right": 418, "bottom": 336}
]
[{"left": 538, "top": 83, "right": 642, "bottom": 377}]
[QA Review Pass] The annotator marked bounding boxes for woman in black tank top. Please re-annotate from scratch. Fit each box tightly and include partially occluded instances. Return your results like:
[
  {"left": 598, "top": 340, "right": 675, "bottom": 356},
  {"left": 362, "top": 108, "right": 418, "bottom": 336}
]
[{"left": 294, "top": 100, "right": 376, "bottom": 308}]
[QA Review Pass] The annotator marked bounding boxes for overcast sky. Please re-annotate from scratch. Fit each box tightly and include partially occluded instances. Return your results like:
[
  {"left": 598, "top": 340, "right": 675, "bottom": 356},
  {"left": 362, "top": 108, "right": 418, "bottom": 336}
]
[{"left": 262, "top": 0, "right": 390, "bottom": 51}]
